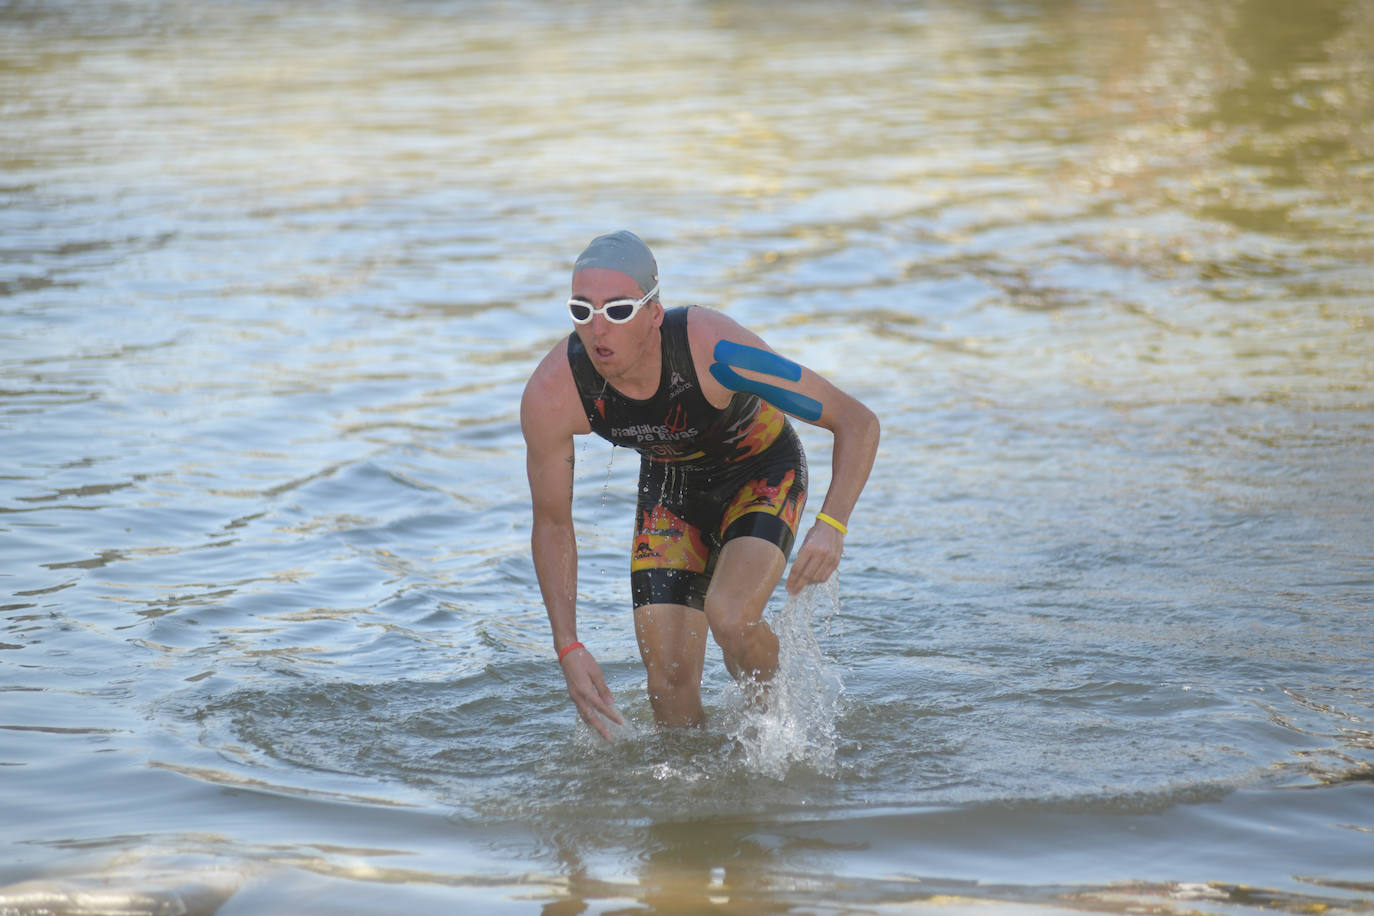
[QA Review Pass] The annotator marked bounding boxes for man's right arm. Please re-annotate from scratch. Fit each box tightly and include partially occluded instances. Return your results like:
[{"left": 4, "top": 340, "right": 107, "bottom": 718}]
[
  {"left": 526, "top": 419, "right": 579, "bottom": 652},
  {"left": 520, "top": 343, "right": 621, "bottom": 739}
]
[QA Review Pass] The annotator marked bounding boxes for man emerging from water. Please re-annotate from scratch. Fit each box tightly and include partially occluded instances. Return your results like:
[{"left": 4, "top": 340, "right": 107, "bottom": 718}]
[{"left": 522, "top": 231, "right": 880, "bottom": 739}]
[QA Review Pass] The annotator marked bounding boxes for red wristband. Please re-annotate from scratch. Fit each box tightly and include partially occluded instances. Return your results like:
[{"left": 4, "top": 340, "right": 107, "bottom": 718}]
[{"left": 557, "top": 641, "right": 584, "bottom": 662}]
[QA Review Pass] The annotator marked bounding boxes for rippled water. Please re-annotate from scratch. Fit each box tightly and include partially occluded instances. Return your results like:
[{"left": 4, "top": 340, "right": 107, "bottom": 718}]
[{"left": 3, "top": 1, "right": 1373, "bottom": 913}]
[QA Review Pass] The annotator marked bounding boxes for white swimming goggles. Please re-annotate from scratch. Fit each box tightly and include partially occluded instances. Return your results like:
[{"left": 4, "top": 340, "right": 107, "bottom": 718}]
[{"left": 568, "top": 283, "right": 658, "bottom": 325}]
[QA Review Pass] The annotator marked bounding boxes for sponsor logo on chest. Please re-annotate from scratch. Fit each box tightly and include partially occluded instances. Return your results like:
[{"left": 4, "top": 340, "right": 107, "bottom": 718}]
[{"left": 611, "top": 403, "right": 699, "bottom": 444}]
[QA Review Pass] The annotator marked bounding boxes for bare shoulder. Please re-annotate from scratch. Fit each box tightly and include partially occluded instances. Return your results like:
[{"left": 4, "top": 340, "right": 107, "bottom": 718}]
[
  {"left": 521, "top": 337, "right": 589, "bottom": 442},
  {"left": 687, "top": 303, "right": 773, "bottom": 352},
  {"left": 686, "top": 305, "right": 775, "bottom": 407},
  {"left": 686, "top": 304, "right": 740, "bottom": 343}
]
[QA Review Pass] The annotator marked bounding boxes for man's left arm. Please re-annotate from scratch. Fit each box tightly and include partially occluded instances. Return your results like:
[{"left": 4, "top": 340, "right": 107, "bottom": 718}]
[
  {"left": 693, "top": 311, "right": 881, "bottom": 592},
  {"left": 781, "top": 369, "right": 880, "bottom": 592}
]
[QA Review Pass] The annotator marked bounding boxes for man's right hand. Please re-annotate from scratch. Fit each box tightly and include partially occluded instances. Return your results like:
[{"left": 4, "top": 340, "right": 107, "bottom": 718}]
[{"left": 559, "top": 646, "right": 623, "bottom": 741}]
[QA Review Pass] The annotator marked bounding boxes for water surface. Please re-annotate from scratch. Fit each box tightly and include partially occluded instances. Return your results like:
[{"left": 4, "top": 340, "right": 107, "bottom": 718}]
[{"left": 2, "top": 1, "right": 1373, "bottom": 913}]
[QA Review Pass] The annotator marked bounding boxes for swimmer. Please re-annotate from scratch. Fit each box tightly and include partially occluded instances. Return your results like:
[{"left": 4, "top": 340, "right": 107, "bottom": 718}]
[{"left": 521, "top": 230, "right": 880, "bottom": 740}]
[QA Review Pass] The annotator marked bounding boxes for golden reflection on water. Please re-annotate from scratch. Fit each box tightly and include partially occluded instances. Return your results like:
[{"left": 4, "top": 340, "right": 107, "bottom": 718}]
[{"left": 7, "top": 2, "right": 1371, "bottom": 210}]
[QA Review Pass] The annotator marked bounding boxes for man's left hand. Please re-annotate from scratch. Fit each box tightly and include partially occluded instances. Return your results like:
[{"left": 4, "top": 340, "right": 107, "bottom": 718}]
[{"left": 785, "top": 521, "right": 843, "bottom": 593}]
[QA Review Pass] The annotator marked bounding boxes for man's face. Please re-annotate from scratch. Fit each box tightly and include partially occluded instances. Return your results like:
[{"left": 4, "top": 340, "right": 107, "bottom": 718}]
[{"left": 569, "top": 267, "right": 663, "bottom": 379}]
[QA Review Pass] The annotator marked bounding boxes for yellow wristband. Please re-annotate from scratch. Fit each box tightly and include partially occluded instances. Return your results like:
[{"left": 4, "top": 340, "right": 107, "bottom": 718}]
[{"left": 815, "top": 512, "right": 847, "bottom": 536}]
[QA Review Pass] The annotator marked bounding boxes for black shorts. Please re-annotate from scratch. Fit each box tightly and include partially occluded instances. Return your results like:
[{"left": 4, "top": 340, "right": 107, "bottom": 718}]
[{"left": 629, "top": 424, "right": 808, "bottom": 610}]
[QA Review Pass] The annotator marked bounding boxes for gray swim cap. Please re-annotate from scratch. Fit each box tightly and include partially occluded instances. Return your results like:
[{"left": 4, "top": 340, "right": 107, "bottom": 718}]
[{"left": 572, "top": 230, "right": 659, "bottom": 299}]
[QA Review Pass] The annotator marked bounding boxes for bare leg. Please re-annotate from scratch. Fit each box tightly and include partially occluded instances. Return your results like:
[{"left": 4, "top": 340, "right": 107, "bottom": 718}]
[
  {"left": 634, "top": 602, "right": 709, "bottom": 727},
  {"left": 703, "top": 536, "right": 786, "bottom": 687}
]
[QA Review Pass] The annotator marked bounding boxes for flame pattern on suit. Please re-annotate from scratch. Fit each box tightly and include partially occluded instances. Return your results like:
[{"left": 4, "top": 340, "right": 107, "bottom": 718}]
[
  {"left": 632, "top": 504, "right": 710, "bottom": 573},
  {"left": 721, "top": 401, "right": 786, "bottom": 463},
  {"left": 719, "top": 468, "right": 803, "bottom": 536}
]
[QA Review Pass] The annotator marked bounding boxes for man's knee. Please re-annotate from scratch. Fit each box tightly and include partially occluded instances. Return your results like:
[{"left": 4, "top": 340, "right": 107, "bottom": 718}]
[
  {"left": 643, "top": 653, "right": 699, "bottom": 697},
  {"left": 705, "top": 597, "right": 766, "bottom": 654}
]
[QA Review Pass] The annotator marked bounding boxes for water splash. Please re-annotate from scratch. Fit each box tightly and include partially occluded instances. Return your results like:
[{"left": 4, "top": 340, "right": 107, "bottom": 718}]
[{"left": 724, "top": 577, "right": 846, "bottom": 779}]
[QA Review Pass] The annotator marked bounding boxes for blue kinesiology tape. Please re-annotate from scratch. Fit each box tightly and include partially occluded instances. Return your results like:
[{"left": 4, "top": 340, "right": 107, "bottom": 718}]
[
  {"left": 710, "top": 339, "right": 823, "bottom": 422},
  {"left": 713, "top": 339, "right": 802, "bottom": 381}
]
